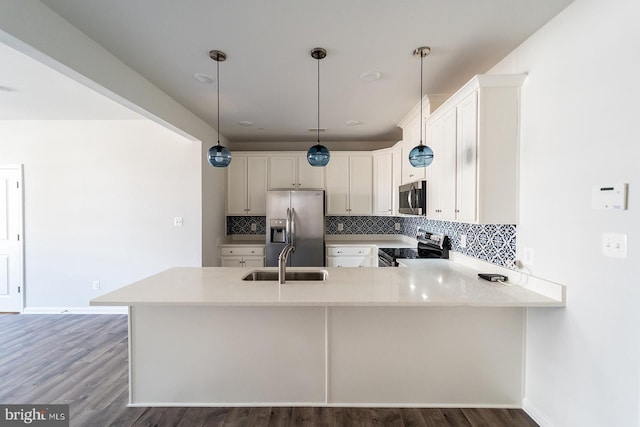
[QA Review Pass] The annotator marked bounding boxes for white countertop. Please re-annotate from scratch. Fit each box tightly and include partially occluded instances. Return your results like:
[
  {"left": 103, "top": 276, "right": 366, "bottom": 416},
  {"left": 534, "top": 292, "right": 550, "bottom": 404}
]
[{"left": 91, "top": 260, "right": 564, "bottom": 308}]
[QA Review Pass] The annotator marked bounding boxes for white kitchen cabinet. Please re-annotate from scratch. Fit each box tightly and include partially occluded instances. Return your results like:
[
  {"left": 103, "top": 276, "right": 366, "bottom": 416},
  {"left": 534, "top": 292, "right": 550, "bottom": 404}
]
[
  {"left": 426, "top": 108, "right": 457, "bottom": 220},
  {"left": 268, "top": 154, "right": 324, "bottom": 190},
  {"left": 372, "top": 143, "right": 402, "bottom": 216},
  {"left": 373, "top": 151, "right": 393, "bottom": 215},
  {"left": 219, "top": 245, "right": 265, "bottom": 267},
  {"left": 398, "top": 97, "right": 430, "bottom": 185},
  {"left": 325, "top": 153, "right": 372, "bottom": 215},
  {"left": 326, "top": 245, "right": 376, "bottom": 268},
  {"left": 424, "top": 74, "right": 526, "bottom": 224},
  {"left": 227, "top": 154, "right": 267, "bottom": 215}
]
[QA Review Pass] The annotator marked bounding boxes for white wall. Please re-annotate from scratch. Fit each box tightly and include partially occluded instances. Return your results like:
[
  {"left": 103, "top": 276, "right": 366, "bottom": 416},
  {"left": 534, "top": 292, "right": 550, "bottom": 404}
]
[
  {"left": 489, "top": 0, "right": 640, "bottom": 425},
  {"left": 0, "top": 0, "right": 227, "bottom": 268},
  {"left": 0, "top": 120, "right": 202, "bottom": 308}
]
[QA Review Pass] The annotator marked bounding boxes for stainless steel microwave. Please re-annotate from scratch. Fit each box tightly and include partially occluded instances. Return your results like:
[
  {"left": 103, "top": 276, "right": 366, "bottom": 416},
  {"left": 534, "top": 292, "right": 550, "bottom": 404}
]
[{"left": 398, "top": 181, "right": 427, "bottom": 215}]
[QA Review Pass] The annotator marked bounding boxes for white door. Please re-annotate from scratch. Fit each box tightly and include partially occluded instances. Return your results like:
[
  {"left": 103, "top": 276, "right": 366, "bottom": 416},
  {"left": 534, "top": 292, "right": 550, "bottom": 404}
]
[
  {"left": 348, "top": 155, "right": 373, "bottom": 215},
  {"left": 0, "top": 165, "right": 24, "bottom": 313},
  {"left": 325, "top": 156, "right": 350, "bottom": 214},
  {"left": 373, "top": 152, "right": 393, "bottom": 215},
  {"left": 268, "top": 156, "right": 296, "bottom": 189},
  {"left": 297, "top": 156, "right": 324, "bottom": 189}
]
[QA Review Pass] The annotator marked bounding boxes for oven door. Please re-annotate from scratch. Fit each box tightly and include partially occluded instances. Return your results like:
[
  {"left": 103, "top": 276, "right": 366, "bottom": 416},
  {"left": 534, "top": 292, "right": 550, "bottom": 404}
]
[{"left": 398, "top": 181, "right": 426, "bottom": 215}]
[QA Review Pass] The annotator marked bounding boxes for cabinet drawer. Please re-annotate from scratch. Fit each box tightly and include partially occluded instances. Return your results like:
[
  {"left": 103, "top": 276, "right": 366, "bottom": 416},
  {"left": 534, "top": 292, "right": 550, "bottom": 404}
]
[
  {"left": 219, "top": 246, "right": 265, "bottom": 256},
  {"left": 326, "top": 246, "right": 373, "bottom": 256},
  {"left": 326, "top": 256, "right": 376, "bottom": 268}
]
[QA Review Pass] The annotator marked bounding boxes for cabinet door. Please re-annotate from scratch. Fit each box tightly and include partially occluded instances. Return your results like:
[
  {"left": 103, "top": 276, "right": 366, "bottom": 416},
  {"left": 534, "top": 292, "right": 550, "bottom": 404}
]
[
  {"left": 373, "top": 152, "right": 393, "bottom": 215},
  {"left": 349, "top": 155, "right": 373, "bottom": 215},
  {"left": 247, "top": 157, "right": 267, "bottom": 214},
  {"left": 401, "top": 114, "right": 427, "bottom": 184},
  {"left": 456, "top": 92, "right": 478, "bottom": 223},
  {"left": 297, "top": 156, "right": 324, "bottom": 189},
  {"left": 427, "top": 109, "right": 457, "bottom": 220},
  {"left": 226, "top": 156, "right": 248, "bottom": 215},
  {"left": 220, "top": 257, "right": 244, "bottom": 267},
  {"left": 325, "top": 156, "right": 350, "bottom": 214},
  {"left": 243, "top": 257, "right": 265, "bottom": 267},
  {"left": 268, "top": 157, "right": 296, "bottom": 189}
]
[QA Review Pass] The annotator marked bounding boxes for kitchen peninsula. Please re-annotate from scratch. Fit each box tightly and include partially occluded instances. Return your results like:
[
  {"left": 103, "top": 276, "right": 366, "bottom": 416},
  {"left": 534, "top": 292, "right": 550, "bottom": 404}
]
[{"left": 91, "top": 261, "right": 564, "bottom": 408}]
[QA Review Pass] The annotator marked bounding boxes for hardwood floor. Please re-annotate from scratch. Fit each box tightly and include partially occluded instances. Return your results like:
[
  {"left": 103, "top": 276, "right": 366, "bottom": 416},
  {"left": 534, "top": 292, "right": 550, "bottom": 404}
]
[{"left": 0, "top": 314, "right": 538, "bottom": 426}]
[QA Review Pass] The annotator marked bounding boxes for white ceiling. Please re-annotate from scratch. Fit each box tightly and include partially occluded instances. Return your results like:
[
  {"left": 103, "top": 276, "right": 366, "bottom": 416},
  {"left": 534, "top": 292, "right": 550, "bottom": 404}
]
[
  {"left": 7, "top": 0, "right": 574, "bottom": 146},
  {"left": 0, "top": 42, "right": 142, "bottom": 120}
]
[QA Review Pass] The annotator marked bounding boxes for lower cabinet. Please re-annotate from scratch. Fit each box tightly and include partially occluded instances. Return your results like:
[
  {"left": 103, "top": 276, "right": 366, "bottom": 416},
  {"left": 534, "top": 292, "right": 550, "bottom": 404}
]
[
  {"left": 325, "top": 245, "right": 377, "bottom": 268},
  {"left": 219, "top": 245, "right": 265, "bottom": 267}
]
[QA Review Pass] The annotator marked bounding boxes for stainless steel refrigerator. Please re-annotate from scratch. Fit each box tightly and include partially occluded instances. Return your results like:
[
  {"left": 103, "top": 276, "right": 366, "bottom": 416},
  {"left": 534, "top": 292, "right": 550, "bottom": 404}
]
[{"left": 266, "top": 190, "right": 325, "bottom": 267}]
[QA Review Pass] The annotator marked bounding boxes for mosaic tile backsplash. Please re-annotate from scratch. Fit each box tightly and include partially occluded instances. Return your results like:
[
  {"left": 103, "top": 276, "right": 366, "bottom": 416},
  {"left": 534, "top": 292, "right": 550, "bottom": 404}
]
[{"left": 227, "top": 215, "right": 516, "bottom": 267}]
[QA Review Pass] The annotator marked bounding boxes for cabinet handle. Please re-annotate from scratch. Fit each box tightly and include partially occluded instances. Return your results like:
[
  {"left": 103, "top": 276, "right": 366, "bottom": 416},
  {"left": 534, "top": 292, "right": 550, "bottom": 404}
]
[
  {"left": 337, "top": 251, "right": 343, "bottom": 254},
  {"left": 229, "top": 250, "right": 234, "bottom": 253}
]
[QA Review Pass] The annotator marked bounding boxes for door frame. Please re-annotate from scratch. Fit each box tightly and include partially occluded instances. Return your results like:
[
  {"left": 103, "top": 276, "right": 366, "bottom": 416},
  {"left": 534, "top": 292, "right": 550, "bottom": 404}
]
[{"left": 0, "top": 164, "right": 25, "bottom": 313}]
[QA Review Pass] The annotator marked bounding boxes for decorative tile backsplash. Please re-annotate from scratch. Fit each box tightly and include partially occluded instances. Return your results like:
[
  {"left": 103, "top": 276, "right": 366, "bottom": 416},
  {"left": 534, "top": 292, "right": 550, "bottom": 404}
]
[
  {"left": 226, "top": 216, "right": 266, "bottom": 235},
  {"left": 227, "top": 215, "right": 516, "bottom": 267}
]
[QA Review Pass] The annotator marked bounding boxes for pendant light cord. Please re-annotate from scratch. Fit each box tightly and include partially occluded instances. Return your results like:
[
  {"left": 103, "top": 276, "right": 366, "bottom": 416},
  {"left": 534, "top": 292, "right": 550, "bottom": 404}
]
[
  {"left": 217, "top": 57, "right": 221, "bottom": 146},
  {"left": 419, "top": 52, "right": 423, "bottom": 147},
  {"left": 317, "top": 55, "right": 320, "bottom": 144}
]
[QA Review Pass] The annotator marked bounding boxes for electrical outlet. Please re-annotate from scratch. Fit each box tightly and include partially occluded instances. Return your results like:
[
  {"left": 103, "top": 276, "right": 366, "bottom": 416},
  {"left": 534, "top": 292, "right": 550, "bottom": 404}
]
[
  {"left": 173, "top": 217, "right": 183, "bottom": 227},
  {"left": 522, "top": 247, "right": 534, "bottom": 265},
  {"left": 337, "top": 223, "right": 344, "bottom": 231},
  {"left": 92, "top": 280, "right": 100, "bottom": 291},
  {"left": 460, "top": 234, "right": 467, "bottom": 249},
  {"left": 250, "top": 223, "right": 257, "bottom": 231},
  {"left": 394, "top": 223, "right": 401, "bottom": 231}
]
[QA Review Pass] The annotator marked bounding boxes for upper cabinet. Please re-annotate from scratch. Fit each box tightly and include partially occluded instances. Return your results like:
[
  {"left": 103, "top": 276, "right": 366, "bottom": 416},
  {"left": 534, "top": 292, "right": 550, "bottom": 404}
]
[
  {"left": 425, "top": 74, "right": 526, "bottom": 224},
  {"left": 226, "top": 154, "right": 267, "bottom": 215},
  {"left": 372, "top": 143, "right": 402, "bottom": 216},
  {"left": 398, "top": 96, "right": 430, "bottom": 185},
  {"left": 268, "top": 154, "right": 324, "bottom": 190},
  {"left": 325, "top": 153, "right": 373, "bottom": 215}
]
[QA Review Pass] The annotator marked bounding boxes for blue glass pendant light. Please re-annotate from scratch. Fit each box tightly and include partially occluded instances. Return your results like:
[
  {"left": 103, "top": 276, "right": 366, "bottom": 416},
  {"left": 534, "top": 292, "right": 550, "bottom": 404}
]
[
  {"left": 207, "top": 50, "right": 232, "bottom": 168},
  {"left": 307, "top": 48, "right": 330, "bottom": 167},
  {"left": 408, "top": 46, "right": 434, "bottom": 168}
]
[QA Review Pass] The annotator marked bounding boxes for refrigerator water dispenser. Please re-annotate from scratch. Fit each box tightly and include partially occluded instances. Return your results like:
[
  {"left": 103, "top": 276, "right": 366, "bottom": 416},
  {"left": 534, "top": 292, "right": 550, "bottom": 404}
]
[{"left": 270, "top": 219, "right": 286, "bottom": 243}]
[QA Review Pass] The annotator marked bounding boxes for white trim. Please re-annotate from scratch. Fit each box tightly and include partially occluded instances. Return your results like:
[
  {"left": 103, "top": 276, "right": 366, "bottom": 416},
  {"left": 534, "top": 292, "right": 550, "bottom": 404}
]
[
  {"left": 523, "top": 397, "right": 554, "bottom": 427},
  {"left": 22, "top": 306, "right": 128, "bottom": 314},
  {"left": 127, "top": 402, "right": 522, "bottom": 408},
  {"left": 0, "top": 164, "right": 24, "bottom": 313}
]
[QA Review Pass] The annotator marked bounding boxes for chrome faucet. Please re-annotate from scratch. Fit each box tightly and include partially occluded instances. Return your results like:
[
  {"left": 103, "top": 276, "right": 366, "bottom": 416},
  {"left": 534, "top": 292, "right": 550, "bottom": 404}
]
[{"left": 278, "top": 244, "right": 295, "bottom": 284}]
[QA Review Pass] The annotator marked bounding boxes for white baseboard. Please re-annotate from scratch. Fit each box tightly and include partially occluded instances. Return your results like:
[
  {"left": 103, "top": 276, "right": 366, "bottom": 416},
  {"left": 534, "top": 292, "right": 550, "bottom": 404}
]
[
  {"left": 22, "top": 306, "right": 128, "bottom": 315},
  {"left": 523, "top": 397, "right": 554, "bottom": 427}
]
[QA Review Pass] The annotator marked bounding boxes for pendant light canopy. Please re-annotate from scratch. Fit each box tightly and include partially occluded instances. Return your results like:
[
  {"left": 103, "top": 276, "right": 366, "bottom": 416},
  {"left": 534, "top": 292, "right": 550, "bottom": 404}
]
[
  {"left": 307, "top": 47, "right": 330, "bottom": 167},
  {"left": 408, "top": 46, "right": 434, "bottom": 168},
  {"left": 207, "top": 50, "right": 232, "bottom": 168}
]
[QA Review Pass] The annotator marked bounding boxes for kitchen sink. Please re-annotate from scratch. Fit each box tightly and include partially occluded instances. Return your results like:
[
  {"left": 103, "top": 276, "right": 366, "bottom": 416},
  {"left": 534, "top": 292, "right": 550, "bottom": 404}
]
[{"left": 242, "top": 270, "right": 328, "bottom": 282}]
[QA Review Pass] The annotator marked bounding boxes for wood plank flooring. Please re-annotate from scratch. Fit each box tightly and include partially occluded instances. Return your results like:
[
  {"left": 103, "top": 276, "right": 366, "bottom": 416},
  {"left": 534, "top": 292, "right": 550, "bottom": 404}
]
[{"left": 0, "top": 314, "right": 538, "bottom": 426}]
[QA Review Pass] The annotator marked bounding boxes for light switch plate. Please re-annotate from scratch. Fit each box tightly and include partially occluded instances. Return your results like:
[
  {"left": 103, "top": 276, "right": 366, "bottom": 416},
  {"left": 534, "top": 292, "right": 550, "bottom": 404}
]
[{"left": 602, "top": 233, "right": 627, "bottom": 258}]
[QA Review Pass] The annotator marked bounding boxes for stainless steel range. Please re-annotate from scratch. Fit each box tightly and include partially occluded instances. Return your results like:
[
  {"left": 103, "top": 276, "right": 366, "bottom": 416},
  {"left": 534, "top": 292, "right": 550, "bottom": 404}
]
[{"left": 378, "top": 228, "right": 450, "bottom": 267}]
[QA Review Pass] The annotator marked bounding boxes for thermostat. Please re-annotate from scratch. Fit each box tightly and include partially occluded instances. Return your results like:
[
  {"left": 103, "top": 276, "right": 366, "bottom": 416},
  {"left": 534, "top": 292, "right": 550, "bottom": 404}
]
[{"left": 591, "top": 183, "right": 628, "bottom": 210}]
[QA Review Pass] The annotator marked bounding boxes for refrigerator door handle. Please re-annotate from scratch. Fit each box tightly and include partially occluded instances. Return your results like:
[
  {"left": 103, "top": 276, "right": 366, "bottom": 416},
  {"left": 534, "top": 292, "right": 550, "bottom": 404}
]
[
  {"left": 291, "top": 208, "right": 296, "bottom": 248},
  {"left": 286, "top": 208, "right": 291, "bottom": 244}
]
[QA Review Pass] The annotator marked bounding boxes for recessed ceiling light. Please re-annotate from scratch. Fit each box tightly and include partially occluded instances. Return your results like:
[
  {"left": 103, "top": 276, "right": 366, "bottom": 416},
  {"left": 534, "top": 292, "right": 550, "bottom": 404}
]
[
  {"left": 238, "top": 121, "right": 253, "bottom": 127},
  {"left": 359, "top": 71, "right": 381, "bottom": 82},
  {"left": 345, "top": 120, "right": 361, "bottom": 126},
  {"left": 193, "top": 73, "right": 214, "bottom": 84}
]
